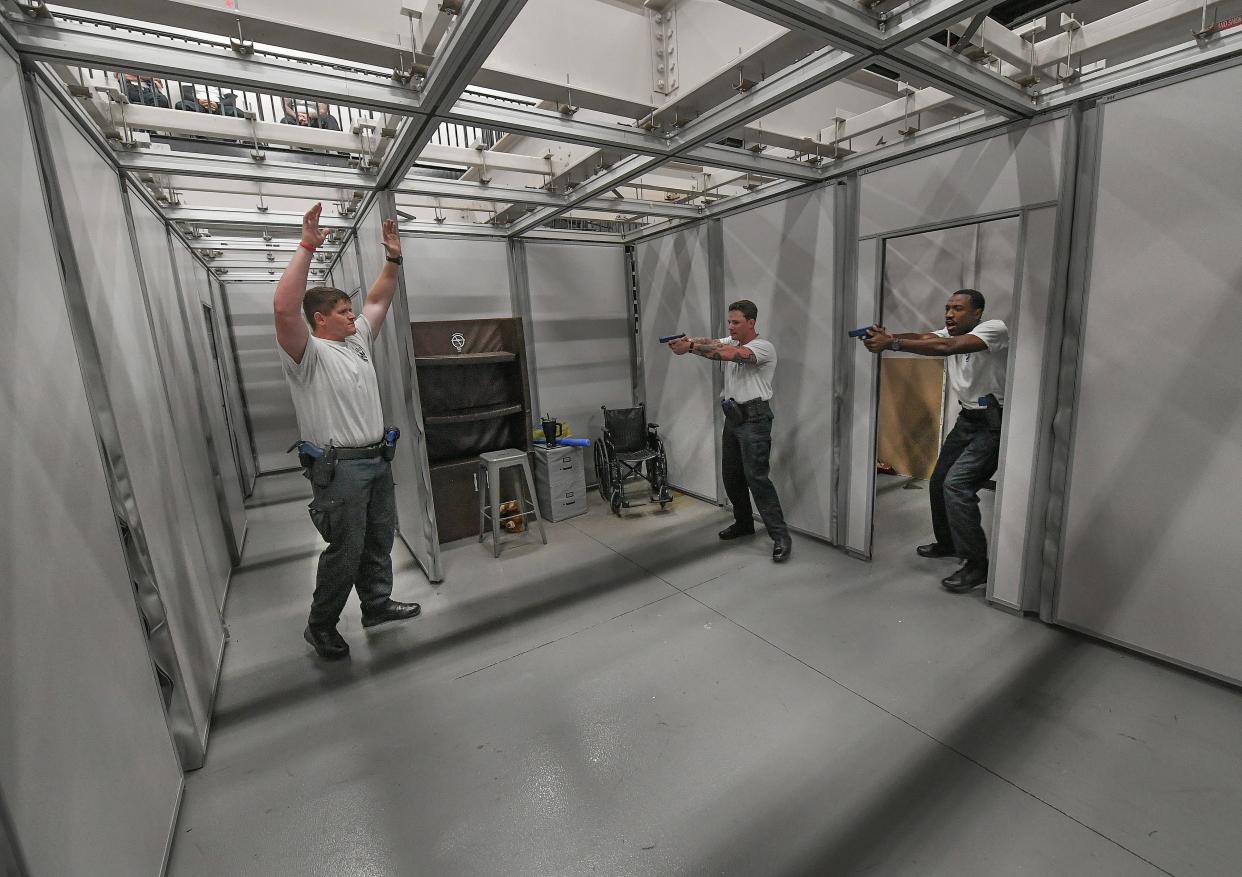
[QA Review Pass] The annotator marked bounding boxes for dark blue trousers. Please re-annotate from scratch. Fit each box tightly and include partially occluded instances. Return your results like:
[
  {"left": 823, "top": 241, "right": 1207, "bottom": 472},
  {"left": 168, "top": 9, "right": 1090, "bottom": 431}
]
[{"left": 930, "top": 409, "right": 1001, "bottom": 562}]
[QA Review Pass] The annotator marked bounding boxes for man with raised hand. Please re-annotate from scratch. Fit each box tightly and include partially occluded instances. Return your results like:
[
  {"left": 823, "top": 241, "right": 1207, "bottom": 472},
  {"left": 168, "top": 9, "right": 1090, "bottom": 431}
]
[
  {"left": 274, "top": 202, "right": 421, "bottom": 660},
  {"left": 669, "top": 299, "right": 792, "bottom": 564},
  {"left": 863, "top": 288, "right": 1008, "bottom": 594}
]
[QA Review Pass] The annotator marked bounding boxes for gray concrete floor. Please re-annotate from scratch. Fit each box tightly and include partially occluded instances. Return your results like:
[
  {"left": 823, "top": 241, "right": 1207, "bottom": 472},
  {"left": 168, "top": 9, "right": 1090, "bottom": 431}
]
[{"left": 168, "top": 472, "right": 1242, "bottom": 877}]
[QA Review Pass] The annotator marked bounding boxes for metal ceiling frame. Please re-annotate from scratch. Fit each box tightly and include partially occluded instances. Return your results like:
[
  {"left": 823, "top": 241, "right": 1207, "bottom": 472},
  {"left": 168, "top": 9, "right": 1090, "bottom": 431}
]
[{"left": 4, "top": 0, "right": 1238, "bottom": 245}]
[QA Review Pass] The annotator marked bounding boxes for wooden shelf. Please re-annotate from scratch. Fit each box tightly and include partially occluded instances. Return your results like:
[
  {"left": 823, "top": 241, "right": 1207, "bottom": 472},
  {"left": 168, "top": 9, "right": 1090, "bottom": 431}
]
[
  {"left": 416, "top": 352, "right": 516, "bottom": 366},
  {"left": 424, "top": 403, "right": 525, "bottom": 426}
]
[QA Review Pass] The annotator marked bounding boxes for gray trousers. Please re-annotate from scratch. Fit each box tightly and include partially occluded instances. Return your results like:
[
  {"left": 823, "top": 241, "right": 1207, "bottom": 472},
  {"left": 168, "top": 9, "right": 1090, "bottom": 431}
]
[
  {"left": 721, "top": 407, "right": 788, "bottom": 540},
  {"left": 306, "top": 458, "right": 396, "bottom": 629}
]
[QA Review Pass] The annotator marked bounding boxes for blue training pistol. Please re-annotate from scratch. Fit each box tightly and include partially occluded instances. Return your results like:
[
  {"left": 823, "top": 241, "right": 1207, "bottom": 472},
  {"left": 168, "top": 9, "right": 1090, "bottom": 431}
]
[{"left": 659, "top": 333, "right": 687, "bottom": 344}]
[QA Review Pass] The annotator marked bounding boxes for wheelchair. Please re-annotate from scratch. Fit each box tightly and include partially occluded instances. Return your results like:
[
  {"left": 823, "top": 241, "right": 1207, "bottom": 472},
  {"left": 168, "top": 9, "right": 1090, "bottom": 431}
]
[{"left": 592, "top": 405, "right": 672, "bottom": 515}]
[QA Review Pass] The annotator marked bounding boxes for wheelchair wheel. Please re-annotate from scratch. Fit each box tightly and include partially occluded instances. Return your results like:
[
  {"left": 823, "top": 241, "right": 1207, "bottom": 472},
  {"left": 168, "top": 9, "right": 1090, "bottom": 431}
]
[
  {"left": 610, "top": 489, "right": 623, "bottom": 515},
  {"left": 652, "top": 448, "right": 671, "bottom": 508},
  {"left": 594, "top": 442, "right": 612, "bottom": 503}
]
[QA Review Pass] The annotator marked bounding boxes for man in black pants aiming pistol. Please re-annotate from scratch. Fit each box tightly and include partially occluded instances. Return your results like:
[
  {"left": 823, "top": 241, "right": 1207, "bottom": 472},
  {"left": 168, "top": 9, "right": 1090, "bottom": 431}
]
[
  {"left": 861, "top": 288, "right": 1008, "bottom": 593},
  {"left": 274, "top": 202, "right": 422, "bottom": 659},
  {"left": 668, "top": 300, "right": 792, "bottom": 563}
]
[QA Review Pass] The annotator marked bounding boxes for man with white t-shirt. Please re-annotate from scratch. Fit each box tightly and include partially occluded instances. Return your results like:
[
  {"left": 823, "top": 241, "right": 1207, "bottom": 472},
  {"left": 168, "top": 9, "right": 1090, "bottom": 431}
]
[
  {"left": 668, "top": 299, "right": 792, "bottom": 563},
  {"left": 274, "top": 202, "right": 421, "bottom": 660},
  {"left": 863, "top": 289, "right": 1008, "bottom": 593}
]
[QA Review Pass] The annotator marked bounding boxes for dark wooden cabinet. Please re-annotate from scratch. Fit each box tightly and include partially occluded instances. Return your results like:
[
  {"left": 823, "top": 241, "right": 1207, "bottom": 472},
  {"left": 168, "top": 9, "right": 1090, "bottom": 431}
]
[{"left": 410, "top": 318, "right": 532, "bottom": 543}]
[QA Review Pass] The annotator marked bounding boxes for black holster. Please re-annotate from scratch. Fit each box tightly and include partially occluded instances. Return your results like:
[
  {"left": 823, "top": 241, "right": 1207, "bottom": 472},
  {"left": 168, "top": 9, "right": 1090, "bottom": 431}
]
[
  {"left": 381, "top": 425, "right": 400, "bottom": 461},
  {"left": 721, "top": 398, "right": 746, "bottom": 427},
  {"left": 309, "top": 447, "right": 338, "bottom": 488},
  {"left": 983, "top": 394, "right": 1004, "bottom": 430}
]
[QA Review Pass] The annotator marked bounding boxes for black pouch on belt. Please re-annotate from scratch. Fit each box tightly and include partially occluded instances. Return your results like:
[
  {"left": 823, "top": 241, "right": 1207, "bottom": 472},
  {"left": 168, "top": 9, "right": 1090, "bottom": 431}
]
[
  {"left": 721, "top": 398, "right": 746, "bottom": 427},
  {"left": 382, "top": 426, "right": 401, "bottom": 461},
  {"left": 310, "top": 446, "right": 338, "bottom": 488}
]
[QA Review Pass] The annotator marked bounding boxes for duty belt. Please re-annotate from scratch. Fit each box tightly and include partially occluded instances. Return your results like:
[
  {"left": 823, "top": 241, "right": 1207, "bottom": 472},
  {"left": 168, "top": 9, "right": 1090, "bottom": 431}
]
[{"left": 335, "top": 441, "right": 386, "bottom": 460}]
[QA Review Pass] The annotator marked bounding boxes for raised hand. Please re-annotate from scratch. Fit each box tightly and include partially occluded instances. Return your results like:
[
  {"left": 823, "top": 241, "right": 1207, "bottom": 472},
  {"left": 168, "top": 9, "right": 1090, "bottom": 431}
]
[
  {"left": 381, "top": 218, "right": 401, "bottom": 259},
  {"left": 301, "top": 202, "right": 330, "bottom": 250}
]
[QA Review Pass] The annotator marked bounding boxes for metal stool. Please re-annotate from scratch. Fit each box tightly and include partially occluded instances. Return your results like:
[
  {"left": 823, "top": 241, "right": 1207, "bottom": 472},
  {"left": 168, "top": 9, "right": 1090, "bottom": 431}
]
[{"left": 477, "top": 448, "right": 547, "bottom": 557}]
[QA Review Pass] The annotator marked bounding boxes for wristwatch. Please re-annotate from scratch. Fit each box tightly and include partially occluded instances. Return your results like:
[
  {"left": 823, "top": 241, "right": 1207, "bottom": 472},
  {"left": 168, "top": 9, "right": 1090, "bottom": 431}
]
[
  {"left": 385, "top": 254, "right": 403, "bottom": 265},
  {"left": 889, "top": 338, "right": 901, "bottom": 352}
]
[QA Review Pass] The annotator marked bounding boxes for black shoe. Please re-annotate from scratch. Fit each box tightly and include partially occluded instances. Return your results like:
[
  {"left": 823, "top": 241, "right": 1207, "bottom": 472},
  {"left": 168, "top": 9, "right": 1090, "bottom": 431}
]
[
  {"left": 304, "top": 625, "right": 349, "bottom": 660},
  {"left": 772, "top": 534, "right": 792, "bottom": 563},
  {"left": 361, "top": 599, "right": 422, "bottom": 629},
  {"left": 917, "top": 542, "right": 957, "bottom": 558},
  {"left": 719, "top": 522, "right": 756, "bottom": 540},
  {"left": 941, "top": 559, "right": 988, "bottom": 593}
]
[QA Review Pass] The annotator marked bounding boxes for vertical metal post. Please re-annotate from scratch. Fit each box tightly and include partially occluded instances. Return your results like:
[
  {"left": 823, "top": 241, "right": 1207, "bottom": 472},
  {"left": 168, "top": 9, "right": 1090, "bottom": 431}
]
[
  {"left": 507, "top": 237, "right": 540, "bottom": 419},
  {"left": 707, "top": 217, "right": 726, "bottom": 504},
  {"left": 624, "top": 244, "right": 644, "bottom": 406},
  {"left": 831, "top": 177, "right": 860, "bottom": 546},
  {"left": 1037, "top": 102, "right": 1103, "bottom": 622}
]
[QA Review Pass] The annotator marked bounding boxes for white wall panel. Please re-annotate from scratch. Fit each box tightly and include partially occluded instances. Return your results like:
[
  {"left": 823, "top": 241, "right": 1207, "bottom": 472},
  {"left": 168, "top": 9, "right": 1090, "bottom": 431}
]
[
  {"left": 41, "top": 92, "right": 222, "bottom": 741},
  {"left": 401, "top": 235, "right": 513, "bottom": 322},
  {"left": 859, "top": 118, "right": 1064, "bottom": 238},
  {"left": 130, "top": 197, "right": 235, "bottom": 612},
  {"left": 360, "top": 201, "right": 439, "bottom": 579},
  {"left": 208, "top": 275, "right": 258, "bottom": 494},
  {"left": 337, "top": 237, "right": 363, "bottom": 297},
  {"left": 224, "top": 281, "right": 300, "bottom": 472},
  {"left": 1056, "top": 68, "right": 1242, "bottom": 683},
  {"left": 637, "top": 225, "right": 718, "bottom": 498},
  {"left": 525, "top": 242, "right": 631, "bottom": 442},
  {"left": 172, "top": 247, "right": 247, "bottom": 554},
  {"left": 722, "top": 188, "right": 837, "bottom": 540},
  {"left": 2, "top": 60, "right": 182, "bottom": 877}
]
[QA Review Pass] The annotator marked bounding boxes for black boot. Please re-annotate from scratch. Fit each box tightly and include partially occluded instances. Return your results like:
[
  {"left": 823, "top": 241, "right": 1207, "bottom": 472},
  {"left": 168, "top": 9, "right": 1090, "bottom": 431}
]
[
  {"left": 941, "top": 558, "right": 988, "bottom": 593},
  {"left": 361, "top": 599, "right": 422, "bottom": 629},
  {"left": 719, "top": 521, "right": 756, "bottom": 540},
  {"left": 916, "top": 542, "right": 956, "bottom": 558},
  {"left": 304, "top": 625, "right": 350, "bottom": 659},
  {"left": 772, "top": 533, "right": 793, "bottom": 563}
]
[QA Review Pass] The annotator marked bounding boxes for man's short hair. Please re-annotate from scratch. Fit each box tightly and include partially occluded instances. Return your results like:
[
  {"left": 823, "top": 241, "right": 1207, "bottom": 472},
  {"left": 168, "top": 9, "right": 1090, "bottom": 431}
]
[
  {"left": 952, "top": 288, "right": 986, "bottom": 311},
  {"left": 728, "top": 299, "right": 758, "bottom": 322},
  {"left": 302, "top": 286, "right": 350, "bottom": 325}
]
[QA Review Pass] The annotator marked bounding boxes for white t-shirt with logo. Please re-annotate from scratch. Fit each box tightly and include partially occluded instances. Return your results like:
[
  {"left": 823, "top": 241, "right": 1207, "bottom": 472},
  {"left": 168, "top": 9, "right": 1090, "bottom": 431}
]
[
  {"left": 932, "top": 319, "right": 1009, "bottom": 410},
  {"left": 718, "top": 336, "right": 777, "bottom": 403},
  {"left": 279, "top": 315, "right": 385, "bottom": 447}
]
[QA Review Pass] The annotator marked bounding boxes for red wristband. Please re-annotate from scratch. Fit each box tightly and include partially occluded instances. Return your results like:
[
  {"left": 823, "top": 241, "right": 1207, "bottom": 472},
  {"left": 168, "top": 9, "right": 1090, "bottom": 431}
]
[{"left": 299, "top": 241, "right": 316, "bottom": 253}]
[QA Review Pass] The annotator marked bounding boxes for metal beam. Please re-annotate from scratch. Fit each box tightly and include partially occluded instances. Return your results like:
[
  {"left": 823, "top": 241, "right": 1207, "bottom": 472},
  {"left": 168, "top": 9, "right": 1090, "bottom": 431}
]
[
  {"left": 714, "top": 0, "right": 883, "bottom": 51},
  {"left": 116, "top": 150, "right": 379, "bottom": 189},
  {"left": 189, "top": 239, "right": 341, "bottom": 253},
  {"left": 8, "top": 16, "right": 424, "bottom": 113},
  {"left": 377, "top": 0, "right": 528, "bottom": 189},
  {"left": 682, "top": 142, "right": 825, "bottom": 182},
  {"left": 884, "top": 1, "right": 1000, "bottom": 48},
  {"left": 441, "top": 99, "right": 673, "bottom": 157},
  {"left": 162, "top": 206, "right": 352, "bottom": 228},
  {"left": 395, "top": 175, "right": 704, "bottom": 218},
  {"left": 506, "top": 154, "right": 667, "bottom": 237},
  {"left": 667, "top": 47, "right": 866, "bottom": 151},
  {"left": 49, "top": 0, "right": 429, "bottom": 72},
  {"left": 889, "top": 41, "right": 1036, "bottom": 116},
  {"left": 108, "top": 102, "right": 369, "bottom": 152}
]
